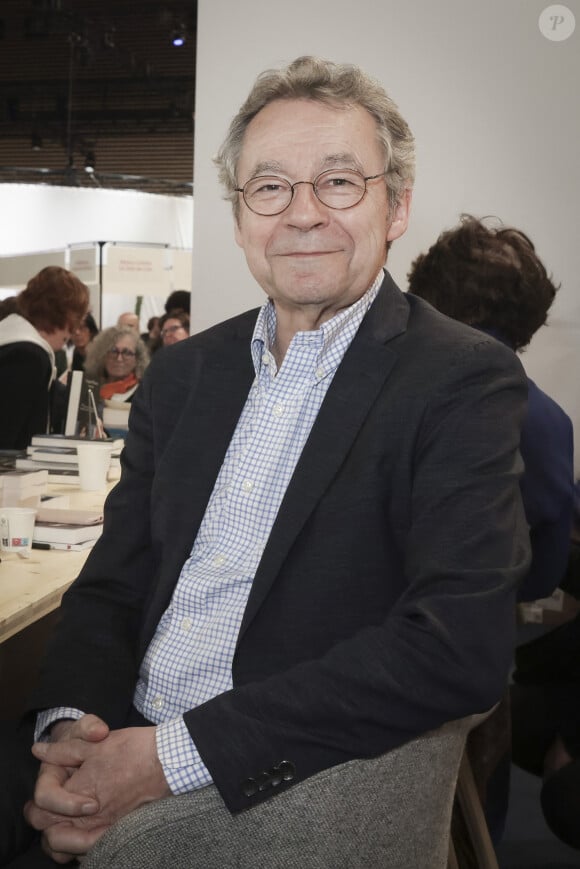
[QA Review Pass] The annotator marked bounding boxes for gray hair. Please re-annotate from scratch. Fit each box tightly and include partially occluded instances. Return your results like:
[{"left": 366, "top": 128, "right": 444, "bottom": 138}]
[
  {"left": 215, "top": 55, "right": 415, "bottom": 220},
  {"left": 84, "top": 325, "right": 149, "bottom": 384}
]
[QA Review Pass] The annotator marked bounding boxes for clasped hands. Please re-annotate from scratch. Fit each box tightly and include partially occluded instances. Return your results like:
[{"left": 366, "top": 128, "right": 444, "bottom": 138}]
[{"left": 24, "top": 714, "right": 171, "bottom": 864}]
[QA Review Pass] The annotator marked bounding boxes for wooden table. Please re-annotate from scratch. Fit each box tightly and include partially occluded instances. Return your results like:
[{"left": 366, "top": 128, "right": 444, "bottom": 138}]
[{"left": 0, "top": 483, "right": 114, "bottom": 644}]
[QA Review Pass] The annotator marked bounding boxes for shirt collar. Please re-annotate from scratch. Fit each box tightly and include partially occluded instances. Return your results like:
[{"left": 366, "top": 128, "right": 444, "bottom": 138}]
[{"left": 251, "top": 269, "right": 384, "bottom": 376}]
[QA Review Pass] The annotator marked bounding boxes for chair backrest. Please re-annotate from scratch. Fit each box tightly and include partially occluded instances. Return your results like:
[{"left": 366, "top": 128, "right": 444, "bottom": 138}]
[{"left": 83, "top": 713, "right": 485, "bottom": 869}]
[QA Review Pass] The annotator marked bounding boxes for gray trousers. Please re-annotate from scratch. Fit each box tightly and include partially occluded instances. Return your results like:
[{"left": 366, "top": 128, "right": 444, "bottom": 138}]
[{"left": 82, "top": 715, "right": 479, "bottom": 869}]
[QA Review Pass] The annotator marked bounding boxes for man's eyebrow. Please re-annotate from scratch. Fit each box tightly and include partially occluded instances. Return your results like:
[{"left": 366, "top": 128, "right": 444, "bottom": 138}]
[
  {"left": 320, "top": 153, "right": 361, "bottom": 170},
  {"left": 248, "top": 161, "right": 285, "bottom": 178}
]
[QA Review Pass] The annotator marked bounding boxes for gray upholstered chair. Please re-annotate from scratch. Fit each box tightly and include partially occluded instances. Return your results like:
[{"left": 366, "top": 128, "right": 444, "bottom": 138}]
[{"left": 81, "top": 713, "right": 488, "bottom": 869}]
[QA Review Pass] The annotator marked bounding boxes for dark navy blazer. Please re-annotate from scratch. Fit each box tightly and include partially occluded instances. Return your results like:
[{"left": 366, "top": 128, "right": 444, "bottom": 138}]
[{"left": 31, "top": 274, "right": 530, "bottom": 812}]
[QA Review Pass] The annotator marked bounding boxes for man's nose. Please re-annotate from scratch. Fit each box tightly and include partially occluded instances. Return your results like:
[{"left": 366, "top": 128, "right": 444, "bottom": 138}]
[{"left": 285, "top": 181, "right": 328, "bottom": 228}]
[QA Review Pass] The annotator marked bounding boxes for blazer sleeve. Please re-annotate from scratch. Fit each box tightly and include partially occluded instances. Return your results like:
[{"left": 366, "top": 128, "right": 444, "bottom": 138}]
[{"left": 517, "top": 381, "right": 574, "bottom": 602}]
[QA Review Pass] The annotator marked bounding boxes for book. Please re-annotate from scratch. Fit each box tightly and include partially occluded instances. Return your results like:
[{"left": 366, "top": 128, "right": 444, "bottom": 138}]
[
  {"left": 63, "top": 370, "right": 84, "bottom": 436},
  {"left": 0, "top": 469, "right": 49, "bottom": 490},
  {"left": 32, "top": 539, "right": 97, "bottom": 551},
  {"left": 0, "top": 469, "right": 49, "bottom": 507},
  {"left": 33, "top": 521, "right": 103, "bottom": 545},
  {"left": 14, "top": 461, "right": 80, "bottom": 484},
  {"left": 35, "top": 507, "right": 103, "bottom": 525},
  {"left": 40, "top": 494, "right": 71, "bottom": 509},
  {"left": 26, "top": 447, "right": 80, "bottom": 465},
  {"left": 102, "top": 402, "right": 130, "bottom": 432},
  {"left": 30, "top": 434, "right": 123, "bottom": 453},
  {"left": 16, "top": 458, "right": 81, "bottom": 473},
  {"left": 62, "top": 372, "right": 102, "bottom": 438},
  {"left": 43, "top": 470, "right": 82, "bottom": 485}
]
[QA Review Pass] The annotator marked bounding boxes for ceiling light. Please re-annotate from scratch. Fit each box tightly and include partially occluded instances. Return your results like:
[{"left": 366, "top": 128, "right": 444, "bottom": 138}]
[
  {"left": 31, "top": 133, "right": 43, "bottom": 151},
  {"left": 171, "top": 24, "right": 186, "bottom": 47},
  {"left": 84, "top": 151, "right": 96, "bottom": 173}
]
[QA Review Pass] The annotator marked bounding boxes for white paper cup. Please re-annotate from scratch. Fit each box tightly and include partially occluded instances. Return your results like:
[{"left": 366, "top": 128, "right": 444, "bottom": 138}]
[
  {"left": 0, "top": 507, "right": 37, "bottom": 557},
  {"left": 76, "top": 443, "right": 113, "bottom": 492}
]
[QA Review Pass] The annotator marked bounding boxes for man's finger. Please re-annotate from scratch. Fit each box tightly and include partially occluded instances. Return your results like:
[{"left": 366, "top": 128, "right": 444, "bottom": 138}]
[
  {"left": 69, "top": 714, "right": 109, "bottom": 743},
  {"left": 41, "top": 821, "right": 110, "bottom": 861},
  {"left": 32, "top": 763, "right": 99, "bottom": 817},
  {"left": 32, "top": 738, "right": 93, "bottom": 767}
]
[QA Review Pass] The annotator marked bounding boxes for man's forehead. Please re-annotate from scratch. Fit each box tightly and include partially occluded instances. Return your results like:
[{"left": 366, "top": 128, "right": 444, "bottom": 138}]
[{"left": 237, "top": 99, "right": 381, "bottom": 177}]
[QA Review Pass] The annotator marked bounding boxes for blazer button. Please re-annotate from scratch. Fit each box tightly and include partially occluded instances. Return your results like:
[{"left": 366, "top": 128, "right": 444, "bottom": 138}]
[
  {"left": 269, "top": 767, "right": 283, "bottom": 787},
  {"left": 276, "top": 760, "right": 296, "bottom": 781},
  {"left": 242, "top": 777, "right": 258, "bottom": 797},
  {"left": 257, "top": 771, "right": 271, "bottom": 792}
]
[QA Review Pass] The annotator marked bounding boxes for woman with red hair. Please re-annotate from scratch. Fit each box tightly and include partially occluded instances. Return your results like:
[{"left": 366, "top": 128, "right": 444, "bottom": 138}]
[{"left": 0, "top": 266, "right": 88, "bottom": 449}]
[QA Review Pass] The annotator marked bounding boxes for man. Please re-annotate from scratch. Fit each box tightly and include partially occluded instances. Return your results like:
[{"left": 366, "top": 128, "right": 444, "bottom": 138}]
[
  {"left": 2, "top": 57, "right": 529, "bottom": 865},
  {"left": 116, "top": 311, "right": 140, "bottom": 332}
]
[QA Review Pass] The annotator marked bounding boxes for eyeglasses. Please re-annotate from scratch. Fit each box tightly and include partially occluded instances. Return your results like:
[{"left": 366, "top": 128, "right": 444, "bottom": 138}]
[
  {"left": 235, "top": 168, "right": 387, "bottom": 217},
  {"left": 161, "top": 325, "right": 186, "bottom": 337},
  {"left": 107, "top": 347, "right": 136, "bottom": 359}
]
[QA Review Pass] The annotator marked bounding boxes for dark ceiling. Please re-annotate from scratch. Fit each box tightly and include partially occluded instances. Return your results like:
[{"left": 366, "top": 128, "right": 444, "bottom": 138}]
[{"left": 0, "top": 0, "right": 197, "bottom": 194}]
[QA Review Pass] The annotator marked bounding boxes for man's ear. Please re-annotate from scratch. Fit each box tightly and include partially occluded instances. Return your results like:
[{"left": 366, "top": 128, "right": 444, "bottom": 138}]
[{"left": 387, "top": 187, "right": 412, "bottom": 242}]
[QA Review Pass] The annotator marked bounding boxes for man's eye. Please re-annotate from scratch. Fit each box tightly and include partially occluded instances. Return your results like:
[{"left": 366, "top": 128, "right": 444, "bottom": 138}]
[{"left": 257, "top": 183, "right": 284, "bottom": 193}]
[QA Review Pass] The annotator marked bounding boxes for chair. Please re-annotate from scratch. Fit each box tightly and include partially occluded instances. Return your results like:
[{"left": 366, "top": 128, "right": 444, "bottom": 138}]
[
  {"left": 448, "top": 750, "right": 500, "bottom": 869},
  {"left": 82, "top": 713, "right": 486, "bottom": 869}
]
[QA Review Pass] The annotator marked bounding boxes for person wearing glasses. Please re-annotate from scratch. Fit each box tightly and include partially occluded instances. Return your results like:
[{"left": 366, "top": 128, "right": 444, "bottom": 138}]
[
  {"left": 159, "top": 309, "right": 190, "bottom": 346},
  {"left": 3, "top": 57, "right": 529, "bottom": 866},
  {"left": 83, "top": 325, "right": 149, "bottom": 404}
]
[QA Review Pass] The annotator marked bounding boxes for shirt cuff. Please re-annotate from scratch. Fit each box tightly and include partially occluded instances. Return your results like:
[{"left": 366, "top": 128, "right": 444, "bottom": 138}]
[
  {"left": 156, "top": 715, "right": 213, "bottom": 794},
  {"left": 35, "top": 707, "right": 84, "bottom": 742}
]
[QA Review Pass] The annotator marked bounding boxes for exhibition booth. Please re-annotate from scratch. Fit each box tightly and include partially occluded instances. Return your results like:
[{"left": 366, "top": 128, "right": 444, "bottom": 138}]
[{"left": 0, "top": 183, "right": 193, "bottom": 329}]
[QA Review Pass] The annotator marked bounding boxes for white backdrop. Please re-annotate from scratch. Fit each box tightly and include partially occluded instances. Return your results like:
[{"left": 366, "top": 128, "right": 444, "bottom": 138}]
[
  {"left": 0, "top": 184, "right": 193, "bottom": 258},
  {"left": 0, "top": 185, "right": 194, "bottom": 328},
  {"left": 192, "top": 0, "right": 579, "bottom": 473}
]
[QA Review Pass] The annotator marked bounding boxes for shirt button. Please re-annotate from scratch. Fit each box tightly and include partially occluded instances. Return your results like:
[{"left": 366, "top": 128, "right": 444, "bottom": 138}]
[
  {"left": 152, "top": 696, "right": 164, "bottom": 711},
  {"left": 315, "top": 366, "right": 326, "bottom": 379},
  {"left": 262, "top": 353, "right": 270, "bottom": 365},
  {"left": 241, "top": 480, "right": 254, "bottom": 493},
  {"left": 212, "top": 554, "right": 226, "bottom": 567},
  {"left": 181, "top": 617, "right": 193, "bottom": 632},
  {"left": 272, "top": 403, "right": 284, "bottom": 417}
]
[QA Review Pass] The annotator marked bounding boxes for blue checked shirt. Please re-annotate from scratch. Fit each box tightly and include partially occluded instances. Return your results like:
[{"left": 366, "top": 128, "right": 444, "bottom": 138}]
[{"left": 37, "top": 272, "right": 383, "bottom": 794}]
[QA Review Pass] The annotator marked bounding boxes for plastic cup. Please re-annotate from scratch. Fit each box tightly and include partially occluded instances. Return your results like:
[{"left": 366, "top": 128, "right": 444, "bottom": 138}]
[
  {"left": 76, "top": 443, "right": 113, "bottom": 492},
  {"left": 0, "top": 507, "right": 37, "bottom": 557}
]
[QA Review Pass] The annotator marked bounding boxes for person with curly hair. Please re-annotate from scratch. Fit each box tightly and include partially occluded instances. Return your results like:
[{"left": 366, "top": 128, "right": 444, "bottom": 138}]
[
  {"left": 408, "top": 216, "right": 575, "bottom": 846},
  {"left": 408, "top": 215, "right": 574, "bottom": 604},
  {"left": 0, "top": 266, "right": 89, "bottom": 449}
]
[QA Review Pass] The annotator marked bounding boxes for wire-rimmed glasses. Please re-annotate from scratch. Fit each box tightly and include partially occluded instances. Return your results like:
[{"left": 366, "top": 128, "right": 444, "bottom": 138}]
[{"left": 235, "top": 168, "right": 387, "bottom": 216}]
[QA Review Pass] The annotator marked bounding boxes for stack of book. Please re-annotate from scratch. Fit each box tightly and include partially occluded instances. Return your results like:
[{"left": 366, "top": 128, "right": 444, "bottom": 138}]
[
  {"left": 33, "top": 505, "right": 104, "bottom": 551},
  {"left": 15, "top": 435, "right": 124, "bottom": 484},
  {"left": 0, "top": 468, "right": 49, "bottom": 508},
  {"left": 102, "top": 400, "right": 131, "bottom": 436}
]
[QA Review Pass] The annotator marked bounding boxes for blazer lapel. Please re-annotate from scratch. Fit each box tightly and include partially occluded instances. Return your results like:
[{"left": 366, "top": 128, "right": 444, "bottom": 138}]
[
  {"left": 147, "top": 318, "right": 257, "bottom": 626},
  {"left": 238, "top": 274, "right": 410, "bottom": 638}
]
